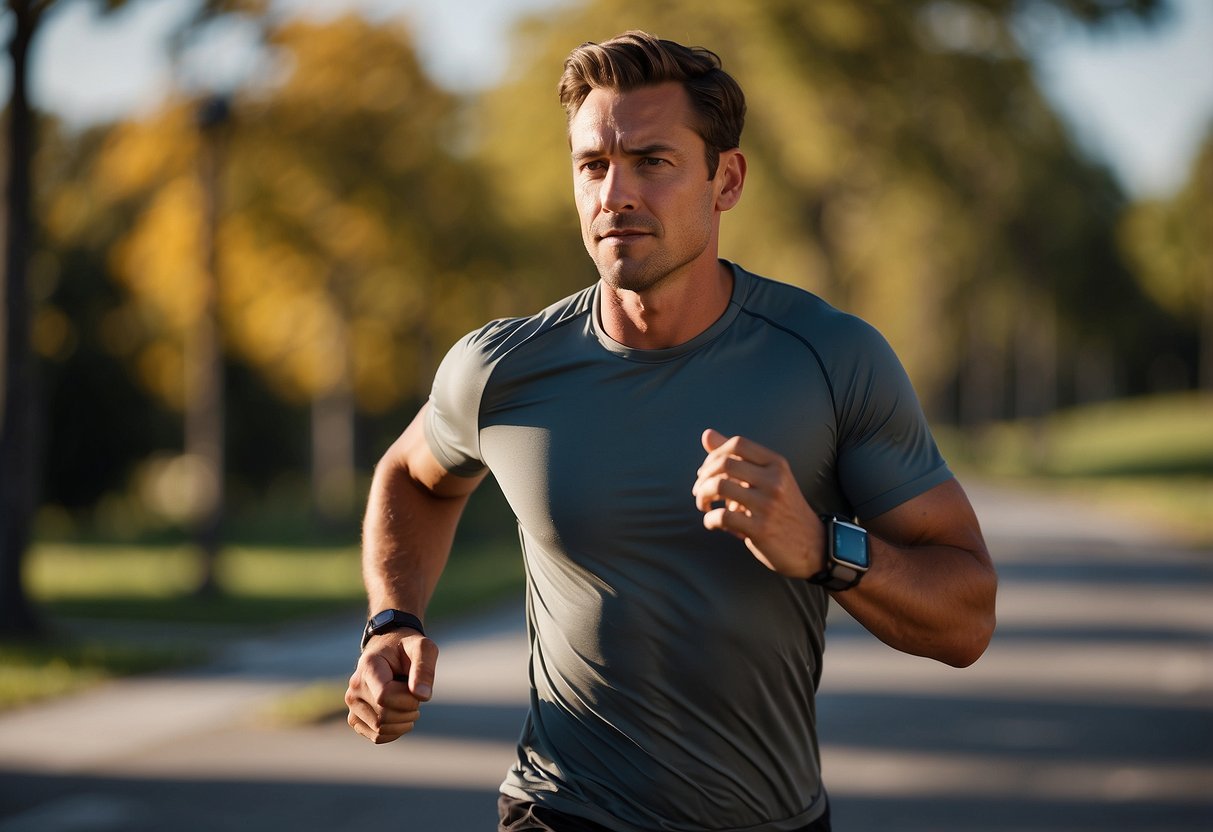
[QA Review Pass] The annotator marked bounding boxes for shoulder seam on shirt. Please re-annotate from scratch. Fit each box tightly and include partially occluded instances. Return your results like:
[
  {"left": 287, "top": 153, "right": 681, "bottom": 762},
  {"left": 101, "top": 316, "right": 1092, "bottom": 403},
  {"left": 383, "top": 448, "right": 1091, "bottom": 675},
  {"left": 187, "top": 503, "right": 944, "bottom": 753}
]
[
  {"left": 487, "top": 304, "right": 591, "bottom": 367},
  {"left": 476, "top": 301, "right": 592, "bottom": 448},
  {"left": 451, "top": 292, "right": 591, "bottom": 470},
  {"left": 738, "top": 307, "right": 837, "bottom": 411}
]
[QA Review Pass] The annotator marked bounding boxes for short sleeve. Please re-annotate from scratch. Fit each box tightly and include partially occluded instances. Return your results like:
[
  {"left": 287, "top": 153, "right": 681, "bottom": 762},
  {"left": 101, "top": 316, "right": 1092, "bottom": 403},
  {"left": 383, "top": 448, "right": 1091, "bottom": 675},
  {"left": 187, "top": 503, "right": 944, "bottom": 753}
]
[
  {"left": 831, "top": 319, "right": 952, "bottom": 519},
  {"left": 424, "top": 331, "right": 492, "bottom": 477}
]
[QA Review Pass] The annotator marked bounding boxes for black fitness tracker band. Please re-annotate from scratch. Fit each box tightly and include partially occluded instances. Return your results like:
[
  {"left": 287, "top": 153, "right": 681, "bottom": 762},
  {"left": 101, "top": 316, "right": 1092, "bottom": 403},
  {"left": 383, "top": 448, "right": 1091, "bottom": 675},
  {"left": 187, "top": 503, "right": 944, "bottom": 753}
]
[{"left": 361, "top": 609, "right": 426, "bottom": 650}]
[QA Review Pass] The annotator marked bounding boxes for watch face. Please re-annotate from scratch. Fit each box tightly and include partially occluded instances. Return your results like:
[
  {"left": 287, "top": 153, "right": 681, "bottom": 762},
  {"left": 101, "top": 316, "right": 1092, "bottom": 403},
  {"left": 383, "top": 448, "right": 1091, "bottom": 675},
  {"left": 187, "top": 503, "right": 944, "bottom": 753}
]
[
  {"left": 370, "top": 610, "right": 397, "bottom": 629},
  {"left": 832, "top": 520, "right": 870, "bottom": 569}
]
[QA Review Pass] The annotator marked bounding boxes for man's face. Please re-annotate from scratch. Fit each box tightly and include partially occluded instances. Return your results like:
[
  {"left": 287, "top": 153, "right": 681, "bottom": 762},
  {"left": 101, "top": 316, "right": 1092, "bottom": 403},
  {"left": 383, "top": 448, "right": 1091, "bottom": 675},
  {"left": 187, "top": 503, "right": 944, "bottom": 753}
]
[{"left": 569, "top": 82, "right": 724, "bottom": 293}]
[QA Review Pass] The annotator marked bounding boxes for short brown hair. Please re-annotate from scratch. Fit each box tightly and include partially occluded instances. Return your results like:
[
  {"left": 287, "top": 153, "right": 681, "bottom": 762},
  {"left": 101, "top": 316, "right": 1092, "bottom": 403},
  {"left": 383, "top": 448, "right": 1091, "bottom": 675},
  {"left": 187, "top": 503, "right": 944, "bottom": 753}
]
[{"left": 558, "top": 30, "right": 746, "bottom": 178}]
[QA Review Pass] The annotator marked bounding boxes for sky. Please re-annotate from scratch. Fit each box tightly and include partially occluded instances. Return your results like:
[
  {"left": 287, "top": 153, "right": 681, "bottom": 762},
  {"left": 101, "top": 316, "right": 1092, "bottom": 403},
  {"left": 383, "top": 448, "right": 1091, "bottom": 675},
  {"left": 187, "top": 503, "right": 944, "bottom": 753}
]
[{"left": 13, "top": 0, "right": 1213, "bottom": 200}]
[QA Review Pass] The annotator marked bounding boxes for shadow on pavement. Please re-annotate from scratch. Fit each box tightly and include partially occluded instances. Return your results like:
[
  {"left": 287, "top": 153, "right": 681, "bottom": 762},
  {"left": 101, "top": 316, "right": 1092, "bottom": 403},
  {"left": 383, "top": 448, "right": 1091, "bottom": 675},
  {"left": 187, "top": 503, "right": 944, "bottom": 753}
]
[
  {"left": 829, "top": 794, "right": 1212, "bottom": 832},
  {"left": 818, "top": 691, "right": 1213, "bottom": 763},
  {"left": 0, "top": 772, "right": 500, "bottom": 832}
]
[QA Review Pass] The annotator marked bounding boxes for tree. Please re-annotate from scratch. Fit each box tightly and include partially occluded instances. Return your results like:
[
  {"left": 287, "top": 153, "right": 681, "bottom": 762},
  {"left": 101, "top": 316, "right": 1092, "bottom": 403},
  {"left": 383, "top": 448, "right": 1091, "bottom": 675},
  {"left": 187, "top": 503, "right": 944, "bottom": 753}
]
[
  {"left": 222, "top": 14, "right": 503, "bottom": 522},
  {"left": 1120, "top": 124, "right": 1213, "bottom": 391},
  {"left": 475, "top": 0, "right": 1167, "bottom": 424},
  {"left": 1, "top": 0, "right": 266, "bottom": 632},
  {"left": 0, "top": 0, "right": 51, "bottom": 634},
  {"left": 93, "top": 15, "right": 513, "bottom": 530}
]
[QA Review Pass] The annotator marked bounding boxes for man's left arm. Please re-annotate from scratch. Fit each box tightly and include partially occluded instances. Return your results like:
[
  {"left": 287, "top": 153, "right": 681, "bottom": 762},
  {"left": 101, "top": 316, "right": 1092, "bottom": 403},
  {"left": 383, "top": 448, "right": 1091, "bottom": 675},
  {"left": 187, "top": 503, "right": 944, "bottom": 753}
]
[
  {"left": 694, "top": 429, "right": 996, "bottom": 668},
  {"left": 833, "top": 477, "right": 996, "bottom": 667}
]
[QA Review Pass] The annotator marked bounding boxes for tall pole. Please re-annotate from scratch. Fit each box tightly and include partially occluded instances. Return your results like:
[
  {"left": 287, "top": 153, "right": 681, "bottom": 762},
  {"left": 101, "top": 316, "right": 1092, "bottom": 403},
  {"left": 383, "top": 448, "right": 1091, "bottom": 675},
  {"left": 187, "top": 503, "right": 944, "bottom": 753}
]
[{"left": 188, "top": 95, "right": 229, "bottom": 596}]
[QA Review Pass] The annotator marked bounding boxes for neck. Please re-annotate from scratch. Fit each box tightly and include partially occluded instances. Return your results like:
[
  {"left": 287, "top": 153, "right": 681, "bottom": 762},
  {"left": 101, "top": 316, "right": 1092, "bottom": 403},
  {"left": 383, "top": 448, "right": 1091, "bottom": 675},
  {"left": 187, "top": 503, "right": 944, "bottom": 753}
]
[{"left": 599, "top": 260, "right": 734, "bottom": 350}]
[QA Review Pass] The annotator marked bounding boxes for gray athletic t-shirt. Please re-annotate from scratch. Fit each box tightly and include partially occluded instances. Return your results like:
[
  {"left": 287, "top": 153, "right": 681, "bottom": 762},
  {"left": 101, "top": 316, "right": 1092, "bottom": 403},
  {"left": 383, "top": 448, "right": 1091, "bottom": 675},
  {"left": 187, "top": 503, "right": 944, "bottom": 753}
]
[{"left": 425, "top": 263, "right": 951, "bottom": 831}]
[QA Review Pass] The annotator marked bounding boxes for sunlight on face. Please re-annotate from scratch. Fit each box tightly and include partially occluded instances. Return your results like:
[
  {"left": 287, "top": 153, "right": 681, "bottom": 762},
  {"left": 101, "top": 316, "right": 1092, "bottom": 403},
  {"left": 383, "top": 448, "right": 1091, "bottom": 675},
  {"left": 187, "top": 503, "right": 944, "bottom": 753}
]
[{"left": 569, "top": 83, "right": 721, "bottom": 293}]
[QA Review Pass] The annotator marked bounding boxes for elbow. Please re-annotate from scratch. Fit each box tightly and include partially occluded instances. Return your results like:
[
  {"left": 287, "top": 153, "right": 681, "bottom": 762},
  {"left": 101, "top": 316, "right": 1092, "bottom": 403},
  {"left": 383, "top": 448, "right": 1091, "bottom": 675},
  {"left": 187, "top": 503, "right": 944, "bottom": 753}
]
[
  {"left": 890, "top": 603, "right": 996, "bottom": 668},
  {"left": 942, "top": 572, "right": 999, "bottom": 668},
  {"left": 941, "top": 610, "right": 996, "bottom": 668}
]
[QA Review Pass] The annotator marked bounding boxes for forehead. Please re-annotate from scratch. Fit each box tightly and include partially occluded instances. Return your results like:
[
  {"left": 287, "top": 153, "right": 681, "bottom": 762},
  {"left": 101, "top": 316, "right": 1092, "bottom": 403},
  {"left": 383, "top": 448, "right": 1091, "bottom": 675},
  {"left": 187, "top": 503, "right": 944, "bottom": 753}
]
[{"left": 568, "top": 82, "right": 700, "bottom": 154}]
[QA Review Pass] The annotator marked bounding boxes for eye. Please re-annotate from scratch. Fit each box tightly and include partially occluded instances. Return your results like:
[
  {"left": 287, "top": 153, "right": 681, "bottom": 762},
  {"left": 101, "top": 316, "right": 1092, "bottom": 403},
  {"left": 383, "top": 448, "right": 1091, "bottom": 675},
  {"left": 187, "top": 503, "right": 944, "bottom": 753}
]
[
  {"left": 580, "top": 160, "right": 607, "bottom": 173},
  {"left": 640, "top": 157, "right": 668, "bottom": 168}
]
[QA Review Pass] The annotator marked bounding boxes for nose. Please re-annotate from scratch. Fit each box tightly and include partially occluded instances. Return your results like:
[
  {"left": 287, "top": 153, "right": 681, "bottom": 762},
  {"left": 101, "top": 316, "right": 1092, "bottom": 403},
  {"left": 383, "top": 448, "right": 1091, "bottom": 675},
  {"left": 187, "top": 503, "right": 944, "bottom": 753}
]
[{"left": 600, "top": 164, "right": 637, "bottom": 213}]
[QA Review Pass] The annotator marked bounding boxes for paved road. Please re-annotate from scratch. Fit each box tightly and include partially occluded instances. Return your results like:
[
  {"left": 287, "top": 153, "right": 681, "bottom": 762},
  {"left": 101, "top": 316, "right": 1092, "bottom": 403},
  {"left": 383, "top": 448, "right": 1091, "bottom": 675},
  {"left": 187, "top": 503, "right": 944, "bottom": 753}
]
[{"left": 1, "top": 482, "right": 1210, "bottom": 831}]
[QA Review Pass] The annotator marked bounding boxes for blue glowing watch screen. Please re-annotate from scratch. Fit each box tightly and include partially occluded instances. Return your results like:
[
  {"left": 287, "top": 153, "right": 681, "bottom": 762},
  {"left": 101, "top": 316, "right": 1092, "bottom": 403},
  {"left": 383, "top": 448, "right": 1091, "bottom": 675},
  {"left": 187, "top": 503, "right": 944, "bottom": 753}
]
[{"left": 833, "top": 523, "right": 869, "bottom": 568}]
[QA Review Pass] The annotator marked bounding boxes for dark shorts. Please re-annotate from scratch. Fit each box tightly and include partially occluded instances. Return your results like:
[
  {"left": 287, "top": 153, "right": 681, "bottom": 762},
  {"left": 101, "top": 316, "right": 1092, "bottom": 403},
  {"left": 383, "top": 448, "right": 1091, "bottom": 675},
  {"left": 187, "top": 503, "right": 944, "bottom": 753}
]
[{"left": 498, "top": 794, "right": 831, "bottom": 832}]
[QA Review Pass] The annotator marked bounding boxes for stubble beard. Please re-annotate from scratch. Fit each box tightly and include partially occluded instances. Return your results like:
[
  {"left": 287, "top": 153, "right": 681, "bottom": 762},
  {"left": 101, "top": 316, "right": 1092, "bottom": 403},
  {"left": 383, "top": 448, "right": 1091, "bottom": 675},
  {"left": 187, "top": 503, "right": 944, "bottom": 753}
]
[
  {"left": 594, "top": 249, "right": 673, "bottom": 294},
  {"left": 589, "top": 230, "right": 711, "bottom": 296}
]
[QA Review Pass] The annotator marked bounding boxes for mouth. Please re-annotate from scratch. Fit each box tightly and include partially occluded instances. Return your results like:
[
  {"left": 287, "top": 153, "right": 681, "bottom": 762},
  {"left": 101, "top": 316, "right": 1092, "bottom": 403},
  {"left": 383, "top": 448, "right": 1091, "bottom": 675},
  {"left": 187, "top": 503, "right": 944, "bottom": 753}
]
[{"left": 598, "top": 229, "right": 652, "bottom": 243}]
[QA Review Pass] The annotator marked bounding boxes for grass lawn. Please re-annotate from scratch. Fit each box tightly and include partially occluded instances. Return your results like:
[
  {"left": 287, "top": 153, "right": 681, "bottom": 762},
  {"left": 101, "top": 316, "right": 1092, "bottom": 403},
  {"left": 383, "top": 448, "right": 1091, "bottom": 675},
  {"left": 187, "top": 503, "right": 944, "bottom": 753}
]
[
  {"left": 940, "top": 391, "right": 1213, "bottom": 547},
  {"left": 2, "top": 538, "right": 523, "bottom": 712},
  {"left": 0, "top": 638, "right": 199, "bottom": 711}
]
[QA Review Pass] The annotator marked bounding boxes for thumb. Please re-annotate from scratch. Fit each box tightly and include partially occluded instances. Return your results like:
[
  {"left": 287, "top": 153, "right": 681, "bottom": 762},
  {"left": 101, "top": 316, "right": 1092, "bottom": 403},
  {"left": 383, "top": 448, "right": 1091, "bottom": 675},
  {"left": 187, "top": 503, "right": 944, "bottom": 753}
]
[
  {"left": 402, "top": 635, "right": 438, "bottom": 702},
  {"left": 701, "top": 427, "right": 727, "bottom": 453}
]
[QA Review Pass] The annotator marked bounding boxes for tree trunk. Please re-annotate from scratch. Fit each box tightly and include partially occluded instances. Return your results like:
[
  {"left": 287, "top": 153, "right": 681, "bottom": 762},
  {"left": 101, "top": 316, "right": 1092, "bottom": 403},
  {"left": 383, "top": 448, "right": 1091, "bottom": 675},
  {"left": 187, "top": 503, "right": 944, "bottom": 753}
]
[
  {"left": 1014, "top": 292, "right": 1058, "bottom": 420},
  {"left": 312, "top": 264, "right": 357, "bottom": 528},
  {"left": 803, "top": 188, "right": 848, "bottom": 305},
  {"left": 311, "top": 372, "right": 355, "bottom": 526},
  {"left": 1201, "top": 240, "right": 1213, "bottom": 393},
  {"left": 958, "top": 292, "right": 1005, "bottom": 430},
  {"left": 0, "top": 0, "right": 43, "bottom": 636}
]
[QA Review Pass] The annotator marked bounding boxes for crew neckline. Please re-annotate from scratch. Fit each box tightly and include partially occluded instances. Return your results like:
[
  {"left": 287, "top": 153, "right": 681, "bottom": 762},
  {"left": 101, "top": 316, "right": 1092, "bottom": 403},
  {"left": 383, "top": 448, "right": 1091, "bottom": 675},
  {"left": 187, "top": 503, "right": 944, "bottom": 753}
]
[{"left": 591, "top": 262, "right": 747, "bottom": 363}]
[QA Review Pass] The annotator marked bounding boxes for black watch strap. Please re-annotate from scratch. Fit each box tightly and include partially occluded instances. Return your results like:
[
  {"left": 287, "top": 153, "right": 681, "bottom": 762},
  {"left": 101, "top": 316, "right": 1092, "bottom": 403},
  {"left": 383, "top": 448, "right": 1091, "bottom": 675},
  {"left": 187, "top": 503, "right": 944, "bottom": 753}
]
[
  {"left": 361, "top": 609, "right": 426, "bottom": 650},
  {"left": 809, "top": 563, "right": 865, "bottom": 591}
]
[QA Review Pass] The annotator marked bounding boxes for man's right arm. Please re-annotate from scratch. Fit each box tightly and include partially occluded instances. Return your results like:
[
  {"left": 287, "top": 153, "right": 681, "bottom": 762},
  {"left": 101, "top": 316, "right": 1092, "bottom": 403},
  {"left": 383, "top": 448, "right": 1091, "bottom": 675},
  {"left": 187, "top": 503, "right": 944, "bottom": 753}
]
[{"left": 345, "top": 403, "right": 486, "bottom": 744}]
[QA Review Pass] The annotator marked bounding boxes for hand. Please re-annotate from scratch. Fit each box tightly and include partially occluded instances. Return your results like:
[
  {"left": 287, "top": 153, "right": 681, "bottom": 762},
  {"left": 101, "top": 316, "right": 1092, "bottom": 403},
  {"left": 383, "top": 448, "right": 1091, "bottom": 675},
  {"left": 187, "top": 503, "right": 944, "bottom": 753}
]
[
  {"left": 692, "top": 428, "right": 825, "bottom": 578},
  {"left": 345, "top": 628, "right": 437, "bottom": 744}
]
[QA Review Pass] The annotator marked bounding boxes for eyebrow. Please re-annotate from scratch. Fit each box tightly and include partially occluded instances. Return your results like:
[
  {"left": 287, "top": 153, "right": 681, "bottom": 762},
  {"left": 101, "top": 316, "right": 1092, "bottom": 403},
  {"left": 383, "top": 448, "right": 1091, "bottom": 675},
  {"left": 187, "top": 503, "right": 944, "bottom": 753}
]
[{"left": 572, "top": 142, "right": 681, "bottom": 163}]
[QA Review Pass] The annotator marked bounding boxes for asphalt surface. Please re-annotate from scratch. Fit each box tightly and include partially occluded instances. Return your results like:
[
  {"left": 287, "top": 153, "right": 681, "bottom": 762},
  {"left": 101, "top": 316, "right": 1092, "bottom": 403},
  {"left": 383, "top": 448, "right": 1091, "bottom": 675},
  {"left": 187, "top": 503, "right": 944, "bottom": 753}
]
[{"left": 1, "top": 482, "right": 1210, "bottom": 831}]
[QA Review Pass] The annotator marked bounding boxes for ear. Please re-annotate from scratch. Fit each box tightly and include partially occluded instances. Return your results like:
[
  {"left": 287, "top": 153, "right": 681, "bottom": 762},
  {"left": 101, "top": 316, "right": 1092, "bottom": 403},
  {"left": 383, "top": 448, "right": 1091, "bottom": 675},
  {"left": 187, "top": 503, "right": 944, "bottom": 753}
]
[{"left": 714, "top": 149, "right": 746, "bottom": 212}]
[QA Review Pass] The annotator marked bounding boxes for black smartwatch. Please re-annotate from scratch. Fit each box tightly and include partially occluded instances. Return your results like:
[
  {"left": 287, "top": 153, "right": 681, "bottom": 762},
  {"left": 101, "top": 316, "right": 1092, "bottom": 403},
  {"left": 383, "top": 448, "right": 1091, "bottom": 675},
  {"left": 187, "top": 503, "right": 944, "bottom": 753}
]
[
  {"left": 809, "top": 515, "right": 870, "bottom": 591},
  {"left": 361, "top": 609, "right": 426, "bottom": 650}
]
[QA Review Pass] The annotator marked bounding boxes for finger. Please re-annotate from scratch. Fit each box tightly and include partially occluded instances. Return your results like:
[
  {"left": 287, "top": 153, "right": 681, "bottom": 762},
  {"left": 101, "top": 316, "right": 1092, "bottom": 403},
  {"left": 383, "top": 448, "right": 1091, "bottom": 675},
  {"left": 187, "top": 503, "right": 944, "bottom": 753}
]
[
  {"left": 361, "top": 654, "right": 395, "bottom": 705},
  {"left": 403, "top": 636, "right": 439, "bottom": 701},
  {"left": 346, "top": 683, "right": 421, "bottom": 732},
  {"left": 346, "top": 694, "right": 382, "bottom": 733},
  {"left": 351, "top": 719, "right": 397, "bottom": 745},
  {"left": 694, "top": 475, "right": 759, "bottom": 514},
  {"left": 356, "top": 703, "right": 422, "bottom": 734},
  {"left": 702, "top": 505, "right": 753, "bottom": 540},
  {"left": 701, "top": 429, "right": 780, "bottom": 466},
  {"left": 346, "top": 674, "right": 399, "bottom": 724},
  {"left": 345, "top": 667, "right": 373, "bottom": 723},
  {"left": 349, "top": 712, "right": 419, "bottom": 744},
  {"left": 695, "top": 453, "right": 769, "bottom": 491},
  {"left": 378, "top": 679, "right": 424, "bottom": 713},
  {"left": 353, "top": 660, "right": 421, "bottom": 715}
]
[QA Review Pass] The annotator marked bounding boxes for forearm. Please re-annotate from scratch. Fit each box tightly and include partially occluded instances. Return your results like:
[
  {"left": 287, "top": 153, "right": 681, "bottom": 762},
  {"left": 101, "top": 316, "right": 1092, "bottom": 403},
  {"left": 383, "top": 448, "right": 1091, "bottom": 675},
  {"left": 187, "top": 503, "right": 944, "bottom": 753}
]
[
  {"left": 350, "top": 467, "right": 455, "bottom": 745},
  {"left": 361, "top": 450, "right": 474, "bottom": 619},
  {"left": 831, "top": 534, "right": 997, "bottom": 667},
  {"left": 348, "top": 406, "right": 482, "bottom": 744}
]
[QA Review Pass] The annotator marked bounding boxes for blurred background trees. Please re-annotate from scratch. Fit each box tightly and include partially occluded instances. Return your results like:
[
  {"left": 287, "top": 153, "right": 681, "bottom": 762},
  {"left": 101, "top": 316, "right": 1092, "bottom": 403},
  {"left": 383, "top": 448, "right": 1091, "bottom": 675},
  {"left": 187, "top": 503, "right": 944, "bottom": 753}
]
[
  {"left": 2, "top": 0, "right": 1208, "bottom": 632},
  {"left": 478, "top": 0, "right": 1185, "bottom": 423},
  {"left": 1120, "top": 125, "right": 1213, "bottom": 391}
]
